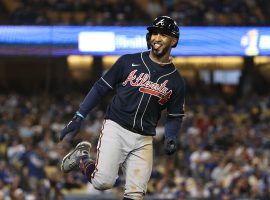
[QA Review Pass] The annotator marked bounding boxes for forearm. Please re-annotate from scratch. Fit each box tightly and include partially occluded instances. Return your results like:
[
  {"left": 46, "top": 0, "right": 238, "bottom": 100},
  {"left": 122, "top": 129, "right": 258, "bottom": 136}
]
[
  {"left": 78, "top": 79, "right": 111, "bottom": 117},
  {"left": 164, "top": 116, "right": 183, "bottom": 138}
]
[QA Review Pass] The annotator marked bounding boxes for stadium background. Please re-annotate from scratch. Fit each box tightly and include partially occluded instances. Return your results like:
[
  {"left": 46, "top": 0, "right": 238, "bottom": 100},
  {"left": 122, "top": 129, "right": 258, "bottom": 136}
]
[{"left": 0, "top": 0, "right": 270, "bottom": 199}]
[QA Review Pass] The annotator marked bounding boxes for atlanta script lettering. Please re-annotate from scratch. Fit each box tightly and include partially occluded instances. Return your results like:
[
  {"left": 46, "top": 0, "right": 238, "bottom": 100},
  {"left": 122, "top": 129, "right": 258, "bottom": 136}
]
[{"left": 122, "top": 70, "right": 172, "bottom": 105}]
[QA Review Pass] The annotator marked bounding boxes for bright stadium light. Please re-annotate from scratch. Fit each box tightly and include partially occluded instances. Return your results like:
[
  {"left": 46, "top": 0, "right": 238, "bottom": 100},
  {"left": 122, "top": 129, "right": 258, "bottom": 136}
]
[{"left": 78, "top": 32, "right": 116, "bottom": 52}]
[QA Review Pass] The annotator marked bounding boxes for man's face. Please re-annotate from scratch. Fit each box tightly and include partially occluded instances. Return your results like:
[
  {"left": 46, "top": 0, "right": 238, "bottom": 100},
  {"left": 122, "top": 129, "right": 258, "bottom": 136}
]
[{"left": 150, "top": 30, "right": 177, "bottom": 57}]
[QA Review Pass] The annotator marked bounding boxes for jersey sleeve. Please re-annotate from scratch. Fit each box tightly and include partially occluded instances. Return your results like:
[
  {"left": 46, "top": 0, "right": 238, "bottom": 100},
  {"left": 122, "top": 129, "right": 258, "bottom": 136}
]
[
  {"left": 167, "top": 78, "right": 186, "bottom": 117},
  {"left": 100, "top": 55, "right": 126, "bottom": 89},
  {"left": 77, "top": 55, "right": 126, "bottom": 117}
]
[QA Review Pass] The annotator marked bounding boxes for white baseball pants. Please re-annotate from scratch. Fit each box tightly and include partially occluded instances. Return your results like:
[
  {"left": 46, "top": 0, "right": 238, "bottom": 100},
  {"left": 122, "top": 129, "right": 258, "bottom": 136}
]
[{"left": 91, "top": 119, "right": 153, "bottom": 200}]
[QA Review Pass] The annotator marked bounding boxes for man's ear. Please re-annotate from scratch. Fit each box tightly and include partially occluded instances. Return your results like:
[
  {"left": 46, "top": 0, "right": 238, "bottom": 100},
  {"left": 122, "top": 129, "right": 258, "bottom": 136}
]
[{"left": 171, "top": 37, "right": 177, "bottom": 47}]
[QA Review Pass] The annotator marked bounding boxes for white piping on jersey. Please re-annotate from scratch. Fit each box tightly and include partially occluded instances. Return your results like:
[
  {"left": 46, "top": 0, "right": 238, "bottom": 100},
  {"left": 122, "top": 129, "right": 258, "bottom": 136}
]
[
  {"left": 139, "top": 52, "right": 178, "bottom": 132},
  {"left": 101, "top": 77, "right": 113, "bottom": 89},
  {"left": 157, "top": 69, "right": 177, "bottom": 81},
  {"left": 133, "top": 93, "right": 145, "bottom": 129},
  {"left": 140, "top": 95, "right": 151, "bottom": 132},
  {"left": 132, "top": 53, "right": 151, "bottom": 129},
  {"left": 168, "top": 95, "right": 186, "bottom": 116},
  {"left": 168, "top": 113, "right": 185, "bottom": 116}
]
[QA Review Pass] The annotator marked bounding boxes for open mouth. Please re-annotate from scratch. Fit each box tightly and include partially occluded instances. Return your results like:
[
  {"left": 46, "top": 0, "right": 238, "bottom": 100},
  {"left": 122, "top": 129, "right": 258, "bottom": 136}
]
[{"left": 153, "top": 42, "right": 162, "bottom": 49}]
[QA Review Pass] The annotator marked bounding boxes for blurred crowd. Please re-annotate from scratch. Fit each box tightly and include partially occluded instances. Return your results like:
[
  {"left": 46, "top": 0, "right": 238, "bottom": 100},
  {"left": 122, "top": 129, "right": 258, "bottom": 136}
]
[
  {"left": 0, "top": 1, "right": 270, "bottom": 199},
  {"left": 0, "top": 90, "right": 270, "bottom": 199},
  {"left": 0, "top": 0, "right": 269, "bottom": 26}
]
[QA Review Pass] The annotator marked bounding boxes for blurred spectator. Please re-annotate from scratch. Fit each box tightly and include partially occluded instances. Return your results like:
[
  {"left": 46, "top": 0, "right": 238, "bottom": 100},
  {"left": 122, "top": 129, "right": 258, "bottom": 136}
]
[
  {"left": 0, "top": 0, "right": 269, "bottom": 25},
  {"left": 20, "top": 144, "right": 46, "bottom": 190}
]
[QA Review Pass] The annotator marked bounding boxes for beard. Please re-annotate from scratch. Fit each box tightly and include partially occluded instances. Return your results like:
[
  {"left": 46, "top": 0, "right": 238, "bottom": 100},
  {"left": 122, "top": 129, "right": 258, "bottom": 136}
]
[{"left": 151, "top": 43, "right": 171, "bottom": 58}]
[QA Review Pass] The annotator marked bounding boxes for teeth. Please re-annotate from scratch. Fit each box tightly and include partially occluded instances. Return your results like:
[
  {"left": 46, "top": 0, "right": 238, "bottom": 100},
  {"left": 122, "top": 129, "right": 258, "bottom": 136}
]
[{"left": 154, "top": 43, "right": 161, "bottom": 48}]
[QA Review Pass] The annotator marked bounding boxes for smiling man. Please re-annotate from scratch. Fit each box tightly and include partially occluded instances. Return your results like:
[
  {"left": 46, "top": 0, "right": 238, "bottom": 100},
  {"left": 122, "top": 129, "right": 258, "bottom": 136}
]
[
  {"left": 147, "top": 16, "right": 179, "bottom": 61},
  {"left": 59, "top": 16, "right": 186, "bottom": 200}
]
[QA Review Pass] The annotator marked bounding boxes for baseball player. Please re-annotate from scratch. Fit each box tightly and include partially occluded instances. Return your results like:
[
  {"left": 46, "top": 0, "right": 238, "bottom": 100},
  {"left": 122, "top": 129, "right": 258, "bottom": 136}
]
[{"left": 60, "top": 16, "right": 186, "bottom": 200}]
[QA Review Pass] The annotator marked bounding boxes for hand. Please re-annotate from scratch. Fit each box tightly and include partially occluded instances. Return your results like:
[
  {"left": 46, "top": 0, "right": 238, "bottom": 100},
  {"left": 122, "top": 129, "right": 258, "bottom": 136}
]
[
  {"left": 60, "top": 113, "right": 84, "bottom": 142},
  {"left": 164, "top": 136, "right": 178, "bottom": 155}
]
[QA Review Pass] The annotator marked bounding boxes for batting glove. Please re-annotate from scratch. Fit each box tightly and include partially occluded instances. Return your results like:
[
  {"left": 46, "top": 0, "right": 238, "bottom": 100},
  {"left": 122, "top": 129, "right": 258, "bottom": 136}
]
[
  {"left": 164, "top": 136, "right": 178, "bottom": 155},
  {"left": 60, "top": 112, "right": 84, "bottom": 142}
]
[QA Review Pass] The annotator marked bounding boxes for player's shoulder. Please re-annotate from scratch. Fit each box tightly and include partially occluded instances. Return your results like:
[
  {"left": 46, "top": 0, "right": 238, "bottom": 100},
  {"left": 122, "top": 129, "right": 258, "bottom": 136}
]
[
  {"left": 117, "top": 52, "right": 145, "bottom": 65},
  {"left": 120, "top": 52, "right": 143, "bottom": 60},
  {"left": 171, "top": 67, "right": 186, "bottom": 85}
]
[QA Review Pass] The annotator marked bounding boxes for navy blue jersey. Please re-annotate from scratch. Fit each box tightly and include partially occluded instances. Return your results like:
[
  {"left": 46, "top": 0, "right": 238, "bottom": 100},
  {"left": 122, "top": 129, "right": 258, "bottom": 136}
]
[{"left": 100, "top": 51, "right": 185, "bottom": 136}]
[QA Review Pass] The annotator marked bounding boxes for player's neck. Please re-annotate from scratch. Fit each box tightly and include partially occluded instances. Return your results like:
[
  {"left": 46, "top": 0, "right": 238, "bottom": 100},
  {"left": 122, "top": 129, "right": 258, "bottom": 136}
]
[{"left": 149, "top": 52, "right": 172, "bottom": 65}]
